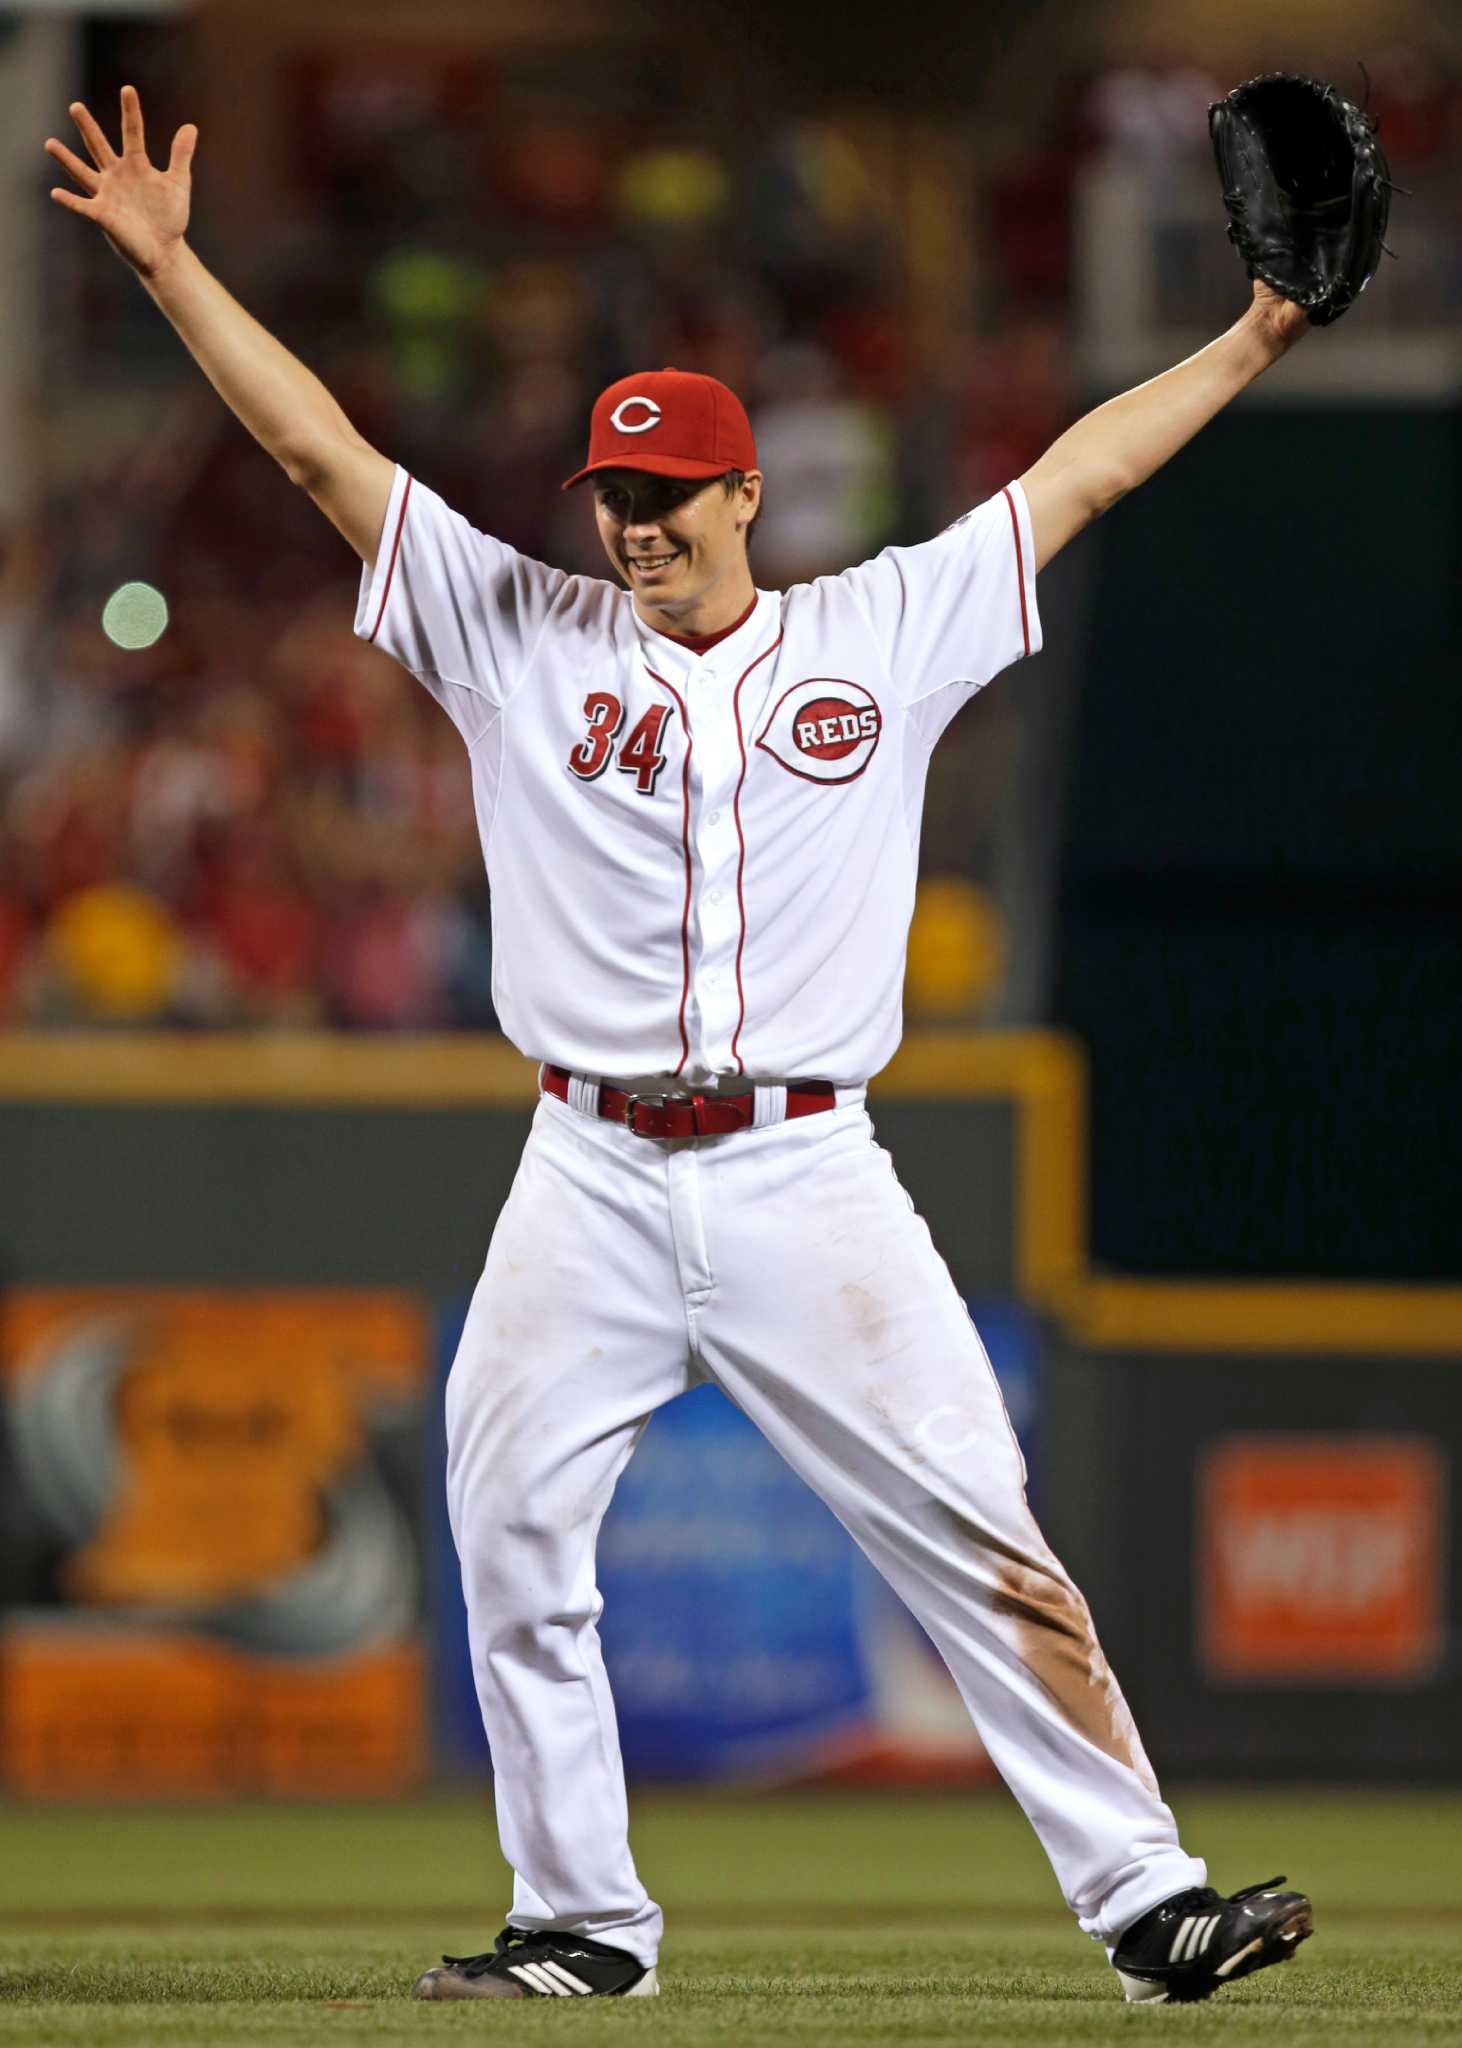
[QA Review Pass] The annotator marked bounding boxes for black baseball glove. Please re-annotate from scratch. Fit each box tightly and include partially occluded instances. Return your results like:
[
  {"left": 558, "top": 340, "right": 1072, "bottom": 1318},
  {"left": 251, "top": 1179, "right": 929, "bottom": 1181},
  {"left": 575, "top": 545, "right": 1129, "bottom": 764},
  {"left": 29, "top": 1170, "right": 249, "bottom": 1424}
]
[{"left": 1208, "top": 73, "right": 1393, "bottom": 326}]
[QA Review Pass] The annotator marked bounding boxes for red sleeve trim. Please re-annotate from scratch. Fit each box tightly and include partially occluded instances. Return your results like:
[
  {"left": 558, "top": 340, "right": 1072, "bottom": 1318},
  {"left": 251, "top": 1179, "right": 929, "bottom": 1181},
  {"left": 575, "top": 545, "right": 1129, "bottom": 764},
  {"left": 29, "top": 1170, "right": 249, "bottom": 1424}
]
[
  {"left": 367, "top": 474, "right": 413, "bottom": 645},
  {"left": 1002, "top": 484, "right": 1031, "bottom": 658}
]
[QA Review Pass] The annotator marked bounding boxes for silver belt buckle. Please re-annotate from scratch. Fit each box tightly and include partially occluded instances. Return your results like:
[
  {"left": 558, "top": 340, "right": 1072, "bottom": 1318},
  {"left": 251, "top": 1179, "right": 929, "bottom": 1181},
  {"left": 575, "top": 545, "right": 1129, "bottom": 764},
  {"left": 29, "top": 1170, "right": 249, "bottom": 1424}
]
[{"left": 621, "top": 1090, "right": 668, "bottom": 1130}]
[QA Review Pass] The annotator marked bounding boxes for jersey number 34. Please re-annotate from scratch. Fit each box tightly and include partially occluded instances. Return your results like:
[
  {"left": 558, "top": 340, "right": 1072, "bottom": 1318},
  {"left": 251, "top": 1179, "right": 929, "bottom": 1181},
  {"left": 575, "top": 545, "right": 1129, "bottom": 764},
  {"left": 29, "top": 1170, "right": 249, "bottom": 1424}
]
[{"left": 567, "top": 692, "right": 673, "bottom": 796}]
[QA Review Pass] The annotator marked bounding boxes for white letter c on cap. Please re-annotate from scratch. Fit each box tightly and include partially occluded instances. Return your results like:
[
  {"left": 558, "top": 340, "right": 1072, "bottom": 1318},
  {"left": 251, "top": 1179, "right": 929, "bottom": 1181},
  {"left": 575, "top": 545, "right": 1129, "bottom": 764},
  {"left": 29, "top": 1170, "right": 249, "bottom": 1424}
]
[{"left": 610, "top": 396, "right": 662, "bottom": 434}]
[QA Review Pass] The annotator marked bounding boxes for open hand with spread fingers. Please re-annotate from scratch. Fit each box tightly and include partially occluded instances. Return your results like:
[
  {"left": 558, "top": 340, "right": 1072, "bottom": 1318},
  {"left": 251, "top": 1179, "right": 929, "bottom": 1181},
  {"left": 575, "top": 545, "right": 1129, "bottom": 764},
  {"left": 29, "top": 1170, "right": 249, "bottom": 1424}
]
[{"left": 45, "top": 84, "right": 196, "bottom": 281}]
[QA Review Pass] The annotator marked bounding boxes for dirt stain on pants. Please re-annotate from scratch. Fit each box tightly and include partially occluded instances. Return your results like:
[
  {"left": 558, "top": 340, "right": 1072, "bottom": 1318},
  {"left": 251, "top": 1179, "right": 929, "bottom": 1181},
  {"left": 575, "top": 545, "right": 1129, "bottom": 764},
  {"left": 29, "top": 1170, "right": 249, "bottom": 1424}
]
[{"left": 944, "top": 1507, "right": 1159, "bottom": 1797}]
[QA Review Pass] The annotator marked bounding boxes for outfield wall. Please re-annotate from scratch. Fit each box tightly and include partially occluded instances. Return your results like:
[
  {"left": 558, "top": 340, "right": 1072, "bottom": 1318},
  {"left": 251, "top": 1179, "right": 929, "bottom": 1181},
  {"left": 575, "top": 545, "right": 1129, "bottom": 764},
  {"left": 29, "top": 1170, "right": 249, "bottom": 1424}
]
[{"left": 0, "top": 1030, "right": 1457, "bottom": 1789}]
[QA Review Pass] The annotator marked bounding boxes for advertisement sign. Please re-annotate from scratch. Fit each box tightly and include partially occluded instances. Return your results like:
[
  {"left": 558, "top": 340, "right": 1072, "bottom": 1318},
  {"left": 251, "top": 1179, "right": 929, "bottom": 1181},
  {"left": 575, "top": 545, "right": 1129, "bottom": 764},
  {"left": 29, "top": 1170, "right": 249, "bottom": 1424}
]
[
  {"left": 1198, "top": 1433, "right": 1447, "bottom": 1685},
  {"left": 432, "top": 1298, "right": 1041, "bottom": 1781},
  {"left": 0, "top": 1289, "right": 428, "bottom": 1795}
]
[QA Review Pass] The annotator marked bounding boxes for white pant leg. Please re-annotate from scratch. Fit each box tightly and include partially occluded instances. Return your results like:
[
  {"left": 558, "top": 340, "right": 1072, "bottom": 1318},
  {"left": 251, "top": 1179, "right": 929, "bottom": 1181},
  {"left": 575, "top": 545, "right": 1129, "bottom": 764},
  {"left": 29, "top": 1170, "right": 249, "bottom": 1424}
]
[
  {"left": 445, "top": 1095, "right": 695, "bottom": 1967},
  {"left": 690, "top": 1102, "right": 1205, "bottom": 1943}
]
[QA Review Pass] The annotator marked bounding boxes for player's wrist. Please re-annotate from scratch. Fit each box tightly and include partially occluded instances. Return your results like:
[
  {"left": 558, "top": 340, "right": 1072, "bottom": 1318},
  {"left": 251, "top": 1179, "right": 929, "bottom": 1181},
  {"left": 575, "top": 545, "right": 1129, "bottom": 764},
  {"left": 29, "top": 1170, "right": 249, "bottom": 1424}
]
[
  {"left": 1230, "top": 300, "right": 1296, "bottom": 377},
  {"left": 1245, "top": 287, "right": 1308, "bottom": 361},
  {"left": 140, "top": 234, "right": 190, "bottom": 290}
]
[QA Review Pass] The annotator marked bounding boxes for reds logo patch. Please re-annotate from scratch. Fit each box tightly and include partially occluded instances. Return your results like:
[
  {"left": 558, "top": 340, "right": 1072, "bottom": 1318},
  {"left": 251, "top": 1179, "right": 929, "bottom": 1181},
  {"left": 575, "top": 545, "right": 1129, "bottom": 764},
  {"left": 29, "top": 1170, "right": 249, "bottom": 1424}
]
[
  {"left": 756, "top": 679, "right": 883, "bottom": 785},
  {"left": 609, "top": 396, "right": 661, "bottom": 434}
]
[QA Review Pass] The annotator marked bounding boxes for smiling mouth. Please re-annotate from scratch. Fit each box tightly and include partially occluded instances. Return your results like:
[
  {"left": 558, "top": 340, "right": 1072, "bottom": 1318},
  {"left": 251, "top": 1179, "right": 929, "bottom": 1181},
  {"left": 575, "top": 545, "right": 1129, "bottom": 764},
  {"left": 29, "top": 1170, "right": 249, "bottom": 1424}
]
[{"left": 628, "top": 552, "right": 680, "bottom": 572}]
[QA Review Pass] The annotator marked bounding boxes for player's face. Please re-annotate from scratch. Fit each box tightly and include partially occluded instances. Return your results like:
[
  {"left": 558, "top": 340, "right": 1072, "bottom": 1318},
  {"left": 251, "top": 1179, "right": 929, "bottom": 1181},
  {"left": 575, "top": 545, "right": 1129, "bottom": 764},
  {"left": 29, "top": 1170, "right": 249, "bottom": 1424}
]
[{"left": 592, "top": 469, "right": 760, "bottom": 616}]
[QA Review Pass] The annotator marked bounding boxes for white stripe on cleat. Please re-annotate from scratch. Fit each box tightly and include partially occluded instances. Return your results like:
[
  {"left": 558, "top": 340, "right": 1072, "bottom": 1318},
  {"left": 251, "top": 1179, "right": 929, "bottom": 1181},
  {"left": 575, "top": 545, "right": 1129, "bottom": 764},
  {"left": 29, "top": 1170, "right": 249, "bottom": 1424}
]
[{"left": 541, "top": 1960, "right": 594, "bottom": 1994}]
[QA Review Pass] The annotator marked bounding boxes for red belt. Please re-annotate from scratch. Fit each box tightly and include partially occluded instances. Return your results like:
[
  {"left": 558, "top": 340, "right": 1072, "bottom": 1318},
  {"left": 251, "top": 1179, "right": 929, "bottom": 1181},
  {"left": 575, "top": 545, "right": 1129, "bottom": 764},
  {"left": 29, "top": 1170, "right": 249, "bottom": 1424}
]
[{"left": 542, "top": 1065, "right": 837, "bottom": 1139}]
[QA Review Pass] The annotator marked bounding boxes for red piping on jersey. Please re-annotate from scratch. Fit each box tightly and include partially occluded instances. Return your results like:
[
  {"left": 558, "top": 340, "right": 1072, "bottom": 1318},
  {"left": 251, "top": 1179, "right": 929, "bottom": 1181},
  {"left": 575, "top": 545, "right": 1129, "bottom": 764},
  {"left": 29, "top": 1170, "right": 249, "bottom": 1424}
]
[
  {"left": 1002, "top": 484, "right": 1031, "bottom": 658},
  {"left": 644, "top": 666, "right": 694, "bottom": 1076},
  {"left": 729, "top": 630, "right": 784, "bottom": 1074},
  {"left": 368, "top": 474, "right": 413, "bottom": 644}
]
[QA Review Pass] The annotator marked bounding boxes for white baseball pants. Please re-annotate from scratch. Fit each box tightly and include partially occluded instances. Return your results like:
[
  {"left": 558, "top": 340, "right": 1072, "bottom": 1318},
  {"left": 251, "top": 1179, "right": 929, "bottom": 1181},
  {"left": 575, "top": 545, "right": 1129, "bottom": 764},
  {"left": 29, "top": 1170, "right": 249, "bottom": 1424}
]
[{"left": 444, "top": 1090, "right": 1204, "bottom": 1965}]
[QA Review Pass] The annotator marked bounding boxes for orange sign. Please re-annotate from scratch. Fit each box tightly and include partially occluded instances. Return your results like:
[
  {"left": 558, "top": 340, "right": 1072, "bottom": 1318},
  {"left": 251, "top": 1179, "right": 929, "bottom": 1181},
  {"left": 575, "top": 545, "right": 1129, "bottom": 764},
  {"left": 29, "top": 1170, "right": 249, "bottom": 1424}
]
[
  {"left": 1199, "top": 1434, "right": 1446, "bottom": 1684},
  {"left": 1, "top": 1288, "right": 429, "bottom": 1795},
  {"left": 0, "top": 1627, "right": 425, "bottom": 1797}
]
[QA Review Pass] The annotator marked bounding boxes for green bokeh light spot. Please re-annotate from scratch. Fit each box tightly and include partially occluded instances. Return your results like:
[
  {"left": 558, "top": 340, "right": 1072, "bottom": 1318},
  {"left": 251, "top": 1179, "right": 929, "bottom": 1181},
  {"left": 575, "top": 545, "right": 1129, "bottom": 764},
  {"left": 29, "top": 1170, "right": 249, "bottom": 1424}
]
[{"left": 101, "top": 581, "right": 169, "bottom": 651}]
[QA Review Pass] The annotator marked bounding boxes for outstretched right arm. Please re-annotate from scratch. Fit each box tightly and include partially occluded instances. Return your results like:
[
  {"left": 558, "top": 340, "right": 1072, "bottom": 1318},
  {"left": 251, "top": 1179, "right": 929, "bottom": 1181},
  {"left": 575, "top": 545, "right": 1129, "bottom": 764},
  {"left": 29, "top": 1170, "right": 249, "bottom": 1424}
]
[{"left": 46, "top": 86, "right": 393, "bottom": 564}]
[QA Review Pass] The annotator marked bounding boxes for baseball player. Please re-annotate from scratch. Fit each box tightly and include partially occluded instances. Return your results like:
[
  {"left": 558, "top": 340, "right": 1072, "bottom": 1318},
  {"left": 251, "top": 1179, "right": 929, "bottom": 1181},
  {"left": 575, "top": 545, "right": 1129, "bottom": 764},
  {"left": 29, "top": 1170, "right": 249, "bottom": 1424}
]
[{"left": 49, "top": 87, "right": 1317, "bottom": 2006}]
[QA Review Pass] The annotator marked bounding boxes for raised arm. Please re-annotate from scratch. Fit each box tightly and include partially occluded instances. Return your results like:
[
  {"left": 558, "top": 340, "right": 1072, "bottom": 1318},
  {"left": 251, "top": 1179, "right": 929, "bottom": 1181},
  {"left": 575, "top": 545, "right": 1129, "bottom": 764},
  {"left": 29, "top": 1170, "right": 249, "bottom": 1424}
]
[
  {"left": 1018, "top": 285, "right": 1308, "bottom": 574},
  {"left": 46, "top": 86, "right": 393, "bottom": 564}
]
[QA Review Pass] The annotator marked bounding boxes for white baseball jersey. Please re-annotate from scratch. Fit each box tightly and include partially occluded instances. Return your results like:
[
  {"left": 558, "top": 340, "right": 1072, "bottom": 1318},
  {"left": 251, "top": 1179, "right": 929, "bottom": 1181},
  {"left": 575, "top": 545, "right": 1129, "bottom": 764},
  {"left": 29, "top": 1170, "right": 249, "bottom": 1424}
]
[{"left": 355, "top": 465, "right": 1040, "bottom": 1085}]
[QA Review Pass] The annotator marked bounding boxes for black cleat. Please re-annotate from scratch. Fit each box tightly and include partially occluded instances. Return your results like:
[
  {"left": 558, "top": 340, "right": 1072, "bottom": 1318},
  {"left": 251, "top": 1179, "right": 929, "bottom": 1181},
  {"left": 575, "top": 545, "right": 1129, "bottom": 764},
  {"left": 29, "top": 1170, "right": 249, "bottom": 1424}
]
[
  {"left": 1113, "top": 1875, "right": 1313, "bottom": 2004},
  {"left": 412, "top": 1923, "right": 657, "bottom": 2000}
]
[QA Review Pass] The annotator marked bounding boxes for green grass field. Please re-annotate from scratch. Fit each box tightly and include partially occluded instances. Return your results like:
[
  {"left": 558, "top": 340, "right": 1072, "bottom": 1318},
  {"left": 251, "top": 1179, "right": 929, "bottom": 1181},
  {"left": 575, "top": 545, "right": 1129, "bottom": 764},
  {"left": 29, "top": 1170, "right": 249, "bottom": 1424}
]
[{"left": 2, "top": 1789, "right": 1459, "bottom": 2046}]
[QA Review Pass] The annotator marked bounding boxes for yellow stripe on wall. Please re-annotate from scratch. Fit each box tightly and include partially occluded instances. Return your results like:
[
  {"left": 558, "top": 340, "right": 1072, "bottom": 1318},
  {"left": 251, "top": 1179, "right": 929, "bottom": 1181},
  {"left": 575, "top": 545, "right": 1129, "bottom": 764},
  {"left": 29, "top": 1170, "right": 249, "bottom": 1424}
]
[
  {"left": 0, "top": 1032, "right": 540, "bottom": 1105},
  {"left": 1071, "top": 1275, "right": 1462, "bottom": 1356}
]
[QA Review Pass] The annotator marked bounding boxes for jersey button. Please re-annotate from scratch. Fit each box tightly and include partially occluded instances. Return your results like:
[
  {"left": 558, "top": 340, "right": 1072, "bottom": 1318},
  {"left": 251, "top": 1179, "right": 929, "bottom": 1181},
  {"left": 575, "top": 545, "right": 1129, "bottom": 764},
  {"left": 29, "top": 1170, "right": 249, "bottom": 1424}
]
[
  {"left": 709, "top": 809, "right": 721, "bottom": 824},
  {"left": 710, "top": 889, "right": 722, "bottom": 904}
]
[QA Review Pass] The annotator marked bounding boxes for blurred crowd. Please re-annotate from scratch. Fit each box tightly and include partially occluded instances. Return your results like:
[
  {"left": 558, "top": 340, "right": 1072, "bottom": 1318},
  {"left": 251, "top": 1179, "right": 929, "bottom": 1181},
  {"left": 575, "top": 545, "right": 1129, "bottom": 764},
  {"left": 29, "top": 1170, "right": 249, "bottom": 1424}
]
[{"left": 2, "top": 32, "right": 1457, "bottom": 1032}]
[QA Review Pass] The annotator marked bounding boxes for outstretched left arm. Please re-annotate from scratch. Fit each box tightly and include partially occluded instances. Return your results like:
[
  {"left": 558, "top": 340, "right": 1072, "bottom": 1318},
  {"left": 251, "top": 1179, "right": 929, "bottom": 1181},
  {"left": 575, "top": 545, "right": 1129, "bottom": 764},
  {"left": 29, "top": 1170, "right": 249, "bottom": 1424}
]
[{"left": 1019, "top": 283, "right": 1308, "bottom": 573}]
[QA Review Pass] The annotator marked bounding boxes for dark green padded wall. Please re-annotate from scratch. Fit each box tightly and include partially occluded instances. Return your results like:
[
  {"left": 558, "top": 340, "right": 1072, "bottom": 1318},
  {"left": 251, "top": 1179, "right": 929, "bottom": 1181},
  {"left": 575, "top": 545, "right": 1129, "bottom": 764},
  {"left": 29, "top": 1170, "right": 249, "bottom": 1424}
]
[
  {"left": 0, "top": 1099, "right": 1019, "bottom": 1299},
  {"left": 1054, "top": 403, "right": 1461, "bottom": 1279}
]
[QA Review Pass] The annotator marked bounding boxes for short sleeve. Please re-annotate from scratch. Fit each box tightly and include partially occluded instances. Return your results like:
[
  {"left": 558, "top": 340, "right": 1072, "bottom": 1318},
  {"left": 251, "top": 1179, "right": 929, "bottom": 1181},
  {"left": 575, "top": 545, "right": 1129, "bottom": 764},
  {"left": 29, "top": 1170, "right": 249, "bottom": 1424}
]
[
  {"left": 354, "top": 465, "right": 570, "bottom": 744},
  {"left": 840, "top": 482, "right": 1042, "bottom": 746}
]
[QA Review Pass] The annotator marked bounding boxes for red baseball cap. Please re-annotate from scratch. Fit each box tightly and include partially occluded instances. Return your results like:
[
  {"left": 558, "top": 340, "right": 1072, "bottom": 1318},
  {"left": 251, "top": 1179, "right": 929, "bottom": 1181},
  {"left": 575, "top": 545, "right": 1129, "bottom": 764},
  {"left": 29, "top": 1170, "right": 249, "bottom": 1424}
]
[{"left": 562, "top": 368, "right": 757, "bottom": 490}]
